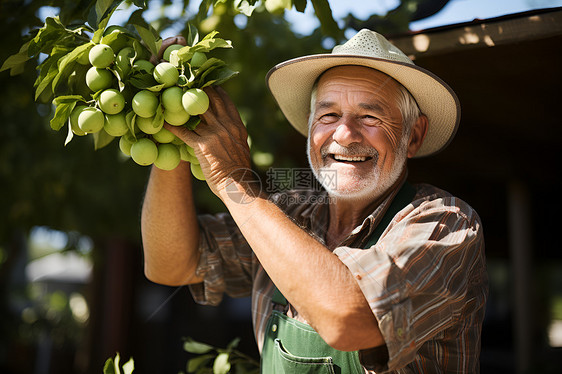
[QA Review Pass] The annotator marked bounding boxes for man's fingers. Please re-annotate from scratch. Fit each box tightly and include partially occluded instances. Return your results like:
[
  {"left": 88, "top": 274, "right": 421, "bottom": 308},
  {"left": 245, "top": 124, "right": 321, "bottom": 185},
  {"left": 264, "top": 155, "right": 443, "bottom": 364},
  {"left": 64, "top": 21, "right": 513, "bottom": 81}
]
[{"left": 164, "top": 123, "right": 199, "bottom": 145}]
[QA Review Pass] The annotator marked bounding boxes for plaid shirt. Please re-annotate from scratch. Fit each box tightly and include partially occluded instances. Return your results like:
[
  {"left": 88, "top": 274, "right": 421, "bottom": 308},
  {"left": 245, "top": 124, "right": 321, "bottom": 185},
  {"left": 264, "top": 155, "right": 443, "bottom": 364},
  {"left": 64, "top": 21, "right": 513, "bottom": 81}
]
[{"left": 189, "top": 182, "right": 488, "bottom": 373}]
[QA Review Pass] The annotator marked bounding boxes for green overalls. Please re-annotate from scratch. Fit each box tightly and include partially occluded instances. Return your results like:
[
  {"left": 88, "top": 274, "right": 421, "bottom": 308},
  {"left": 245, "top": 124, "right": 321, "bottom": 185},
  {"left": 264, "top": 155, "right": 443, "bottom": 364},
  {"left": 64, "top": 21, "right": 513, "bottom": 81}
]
[{"left": 261, "top": 183, "right": 416, "bottom": 373}]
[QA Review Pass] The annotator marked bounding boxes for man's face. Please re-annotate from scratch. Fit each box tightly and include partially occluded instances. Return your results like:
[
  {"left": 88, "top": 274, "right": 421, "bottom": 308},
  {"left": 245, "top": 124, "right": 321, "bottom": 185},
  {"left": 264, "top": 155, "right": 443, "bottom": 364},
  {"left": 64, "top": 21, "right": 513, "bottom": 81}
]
[{"left": 307, "top": 66, "right": 409, "bottom": 201}]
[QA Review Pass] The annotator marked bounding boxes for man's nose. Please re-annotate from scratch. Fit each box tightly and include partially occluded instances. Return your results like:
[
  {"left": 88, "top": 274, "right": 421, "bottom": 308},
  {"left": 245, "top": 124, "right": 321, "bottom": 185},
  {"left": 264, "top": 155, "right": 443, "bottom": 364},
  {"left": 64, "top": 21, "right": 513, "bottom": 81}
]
[{"left": 332, "top": 116, "right": 363, "bottom": 146}]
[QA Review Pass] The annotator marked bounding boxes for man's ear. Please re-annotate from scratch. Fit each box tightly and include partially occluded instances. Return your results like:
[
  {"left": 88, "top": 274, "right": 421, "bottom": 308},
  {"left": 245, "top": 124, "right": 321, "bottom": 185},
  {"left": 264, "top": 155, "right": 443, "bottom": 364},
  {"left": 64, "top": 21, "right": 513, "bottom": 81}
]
[{"left": 407, "top": 114, "right": 428, "bottom": 158}]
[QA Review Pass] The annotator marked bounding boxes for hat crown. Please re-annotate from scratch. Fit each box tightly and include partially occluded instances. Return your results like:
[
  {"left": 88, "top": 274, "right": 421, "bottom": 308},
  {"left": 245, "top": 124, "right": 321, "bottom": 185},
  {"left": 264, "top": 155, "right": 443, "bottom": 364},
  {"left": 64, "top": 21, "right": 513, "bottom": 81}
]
[{"left": 332, "top": 29, "right": 413, "bottom": 66}]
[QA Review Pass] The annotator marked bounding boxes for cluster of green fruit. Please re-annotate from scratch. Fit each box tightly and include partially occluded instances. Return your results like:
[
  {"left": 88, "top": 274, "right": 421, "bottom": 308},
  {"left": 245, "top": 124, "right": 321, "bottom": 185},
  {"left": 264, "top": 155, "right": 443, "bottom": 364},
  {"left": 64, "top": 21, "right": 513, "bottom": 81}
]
[
  {"left": 69, "top": 36, "right": 215, "bottom": 177},
  {"left": 0, "top": 6, "right": 237, "bottom": 179}
]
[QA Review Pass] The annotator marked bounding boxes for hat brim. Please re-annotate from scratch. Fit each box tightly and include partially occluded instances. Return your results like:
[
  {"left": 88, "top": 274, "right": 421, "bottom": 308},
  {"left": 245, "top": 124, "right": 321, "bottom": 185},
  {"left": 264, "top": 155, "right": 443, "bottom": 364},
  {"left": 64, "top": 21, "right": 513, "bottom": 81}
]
[{"left": 266, "top": 54, "right": 461, "bottom": 158}]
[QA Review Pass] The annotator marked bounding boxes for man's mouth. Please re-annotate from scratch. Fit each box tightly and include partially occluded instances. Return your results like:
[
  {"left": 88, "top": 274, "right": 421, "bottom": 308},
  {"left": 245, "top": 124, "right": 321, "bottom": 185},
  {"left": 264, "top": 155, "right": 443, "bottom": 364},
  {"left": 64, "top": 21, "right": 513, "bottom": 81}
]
[{"left": 330, "top": 154, "right": 372, "bottom": 162}]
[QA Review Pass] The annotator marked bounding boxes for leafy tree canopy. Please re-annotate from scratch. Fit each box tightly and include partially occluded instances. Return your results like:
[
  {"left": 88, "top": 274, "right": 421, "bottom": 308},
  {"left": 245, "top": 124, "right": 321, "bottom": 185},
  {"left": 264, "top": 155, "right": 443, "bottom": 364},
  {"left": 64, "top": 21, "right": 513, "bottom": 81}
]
[{"left": 0, "top": 0, "right": 450, "bottom": 243}]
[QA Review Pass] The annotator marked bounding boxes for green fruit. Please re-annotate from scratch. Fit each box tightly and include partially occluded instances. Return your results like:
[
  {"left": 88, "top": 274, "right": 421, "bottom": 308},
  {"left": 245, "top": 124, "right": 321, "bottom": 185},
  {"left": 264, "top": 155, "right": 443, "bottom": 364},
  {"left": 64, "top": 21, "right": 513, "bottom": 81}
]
[
  {"left": 104, "top": 113, "right": 128, "bottom": 136},
  {"left": 161, "top": 86, "right": 184, "bottom": 112},
  {"left": 130, "top": 138, "right": 158, "bottom": 166},
  {"left": 77, "top": 45, "right": 93, "bottom": 65},
  {"left": 163, "top": 108, "right": 190, "bottom": 126},
  {"left": 119, "top": 134, "right": 135, "bottom": 156},
  {"left": 78, "top": 107, "right": 104, "bottom": 133},
  {"left": 85, "top": 67, "right": 113, "bottom": 92},
  {"left": 152, "top": 127, "right": 176, "bottom": 143},
  {"left": 191, "top": 52, "right": 207, "bottom": 68},
  {"left": 154, "top": 143, "right": 181, "bottom": 171},
  {"left": 89, "top": 44, "right": 114, "bottom": 68},
  {"left": 153, "top": 62, "right": 179, "bottom": 88},
  {"left": 136, "top": 115, "right": 163, "bottom": 135},
  {"left": 133, "top": 59, "right": 154, "bottom": 73},
  {"left": 99, "top": 88, "right": 125, "bottom": 114},
  {"left": 163, "top": 44, "right": 184, "bottom": 61},
  {"left": 182, "top": 88, "right": 209, "bottom": 115},
  {"left": 190, "top": 162, "right": 205, "bottom": 180},
  {"left": 69, "top": 105, "right": 87, "bottom": 136},
  {"left": 132, "top": 90, "right": 159, "bottom": 118},
  {"left": 179, "top": 145, "right": 199, "bottom": 164}
]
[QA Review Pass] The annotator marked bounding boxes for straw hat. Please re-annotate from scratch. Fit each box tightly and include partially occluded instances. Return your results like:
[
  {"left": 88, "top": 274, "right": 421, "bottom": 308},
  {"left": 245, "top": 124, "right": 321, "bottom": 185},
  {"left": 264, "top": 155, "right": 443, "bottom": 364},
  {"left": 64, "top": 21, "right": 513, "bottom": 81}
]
[{"left": 266, "top": 29, "right": 461, "bottom": 158}]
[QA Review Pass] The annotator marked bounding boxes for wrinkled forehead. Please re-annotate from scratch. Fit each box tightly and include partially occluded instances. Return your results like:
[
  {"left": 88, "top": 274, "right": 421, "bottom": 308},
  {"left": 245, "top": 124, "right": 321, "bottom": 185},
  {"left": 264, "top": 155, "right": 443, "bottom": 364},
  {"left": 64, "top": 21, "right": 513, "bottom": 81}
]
[{"left": 313, "top": 65, "right": 404, "bottom": 112}]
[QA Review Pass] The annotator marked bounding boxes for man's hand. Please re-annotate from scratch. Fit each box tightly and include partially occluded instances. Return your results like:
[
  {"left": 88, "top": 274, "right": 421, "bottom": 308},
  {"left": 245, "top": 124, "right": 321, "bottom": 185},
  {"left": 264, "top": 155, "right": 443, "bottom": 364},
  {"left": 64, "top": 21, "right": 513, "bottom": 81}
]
[{"left": 166, "top": 86, "right": 253, "bottom": 197}]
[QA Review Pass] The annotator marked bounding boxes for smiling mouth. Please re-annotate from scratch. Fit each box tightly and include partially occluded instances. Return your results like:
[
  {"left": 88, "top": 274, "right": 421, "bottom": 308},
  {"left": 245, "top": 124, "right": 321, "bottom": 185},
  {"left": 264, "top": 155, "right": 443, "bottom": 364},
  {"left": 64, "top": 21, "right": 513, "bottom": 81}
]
[{"left": 330, "top": 154, "right": 372, "bottom": 162}]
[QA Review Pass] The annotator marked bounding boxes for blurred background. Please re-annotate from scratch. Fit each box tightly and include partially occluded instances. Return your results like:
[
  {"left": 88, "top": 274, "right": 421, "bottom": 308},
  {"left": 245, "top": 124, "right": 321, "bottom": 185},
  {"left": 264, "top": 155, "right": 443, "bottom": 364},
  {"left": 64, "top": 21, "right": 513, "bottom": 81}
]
[{"left": 1, "top": 0, "right": 561, "bottom": 373}]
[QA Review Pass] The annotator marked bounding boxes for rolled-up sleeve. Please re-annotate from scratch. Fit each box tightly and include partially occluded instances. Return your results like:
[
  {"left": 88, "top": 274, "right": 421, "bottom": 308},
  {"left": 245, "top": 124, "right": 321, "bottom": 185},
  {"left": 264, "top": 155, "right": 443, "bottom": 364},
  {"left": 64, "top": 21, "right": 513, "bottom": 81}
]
[
  {"left": 188, "top": 212, "right": 255, "bottom": 306},
  {"left": 334, "top": 195, "right": 488, "bottom": 371}
]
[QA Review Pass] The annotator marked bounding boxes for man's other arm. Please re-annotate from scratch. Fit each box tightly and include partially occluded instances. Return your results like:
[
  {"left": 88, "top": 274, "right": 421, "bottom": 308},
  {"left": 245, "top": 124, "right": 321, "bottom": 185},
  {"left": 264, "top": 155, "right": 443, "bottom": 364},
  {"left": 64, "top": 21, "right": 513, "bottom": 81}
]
[{"left": 140, "top": 162, "right": 204, "bottom": 285}]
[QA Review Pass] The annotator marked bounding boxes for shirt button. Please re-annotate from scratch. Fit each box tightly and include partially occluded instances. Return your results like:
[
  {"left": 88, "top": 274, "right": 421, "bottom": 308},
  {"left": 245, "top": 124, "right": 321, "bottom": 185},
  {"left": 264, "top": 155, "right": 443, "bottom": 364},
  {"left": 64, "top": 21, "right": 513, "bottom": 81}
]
[
  {"left": 356, "top": 274, "right": 362, "bottom": 280},
  {"left": 272, "top": 324, "right": 277, "bottom": 332}
]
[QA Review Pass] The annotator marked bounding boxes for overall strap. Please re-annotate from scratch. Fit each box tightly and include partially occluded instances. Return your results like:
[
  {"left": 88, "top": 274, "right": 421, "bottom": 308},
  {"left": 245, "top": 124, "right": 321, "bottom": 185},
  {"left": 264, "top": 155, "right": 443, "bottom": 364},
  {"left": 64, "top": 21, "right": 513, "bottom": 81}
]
[
  {"left": 271, "top": 182, "right": 416, "bottom": 306},
  {"left": 363, "top": 181, "right": 416, "bottom": 248}
]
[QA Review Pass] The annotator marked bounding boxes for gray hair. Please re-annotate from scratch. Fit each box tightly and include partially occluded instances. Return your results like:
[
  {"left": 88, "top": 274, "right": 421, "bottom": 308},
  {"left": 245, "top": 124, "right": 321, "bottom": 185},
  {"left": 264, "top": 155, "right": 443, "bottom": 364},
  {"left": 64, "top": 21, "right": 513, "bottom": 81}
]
[{"left": 308, "top": 74, "right": 422, "bottom": 142}]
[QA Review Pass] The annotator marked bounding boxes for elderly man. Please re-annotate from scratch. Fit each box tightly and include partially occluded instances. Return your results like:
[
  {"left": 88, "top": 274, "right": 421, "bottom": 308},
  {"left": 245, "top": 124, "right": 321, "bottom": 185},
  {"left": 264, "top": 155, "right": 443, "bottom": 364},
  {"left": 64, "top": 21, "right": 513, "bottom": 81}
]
[{"left": 141, "top": 29, "right": 488, "bottom": 373}]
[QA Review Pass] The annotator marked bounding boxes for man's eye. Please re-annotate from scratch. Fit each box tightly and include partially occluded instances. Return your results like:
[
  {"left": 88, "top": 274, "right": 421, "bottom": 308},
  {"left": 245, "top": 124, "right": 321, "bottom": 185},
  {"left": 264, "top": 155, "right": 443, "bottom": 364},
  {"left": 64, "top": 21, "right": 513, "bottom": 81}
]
[
  {"left": 362, "top": 115, "right": 381, "bottom": 124},
  {"left": 319, "top": 113, "right": 339, "bottom": 122}
]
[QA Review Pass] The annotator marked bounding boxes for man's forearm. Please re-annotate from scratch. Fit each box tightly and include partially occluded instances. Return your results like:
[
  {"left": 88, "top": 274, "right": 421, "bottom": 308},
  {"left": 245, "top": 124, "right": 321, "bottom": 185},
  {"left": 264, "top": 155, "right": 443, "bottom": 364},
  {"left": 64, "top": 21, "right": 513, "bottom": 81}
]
[
  {"left": 141, "top": 161, "right": 203, "bottom": 285},
  {"left": 218, "top": 186, "right": 384, "bottom": 351}
]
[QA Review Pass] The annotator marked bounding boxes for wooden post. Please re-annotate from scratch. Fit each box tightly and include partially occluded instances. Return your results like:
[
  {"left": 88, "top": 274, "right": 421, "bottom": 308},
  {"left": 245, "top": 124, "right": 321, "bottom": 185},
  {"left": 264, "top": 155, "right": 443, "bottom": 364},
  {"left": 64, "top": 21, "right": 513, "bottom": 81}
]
[{"left": 508, "top": 180, "right": 533, "bottom": 373}]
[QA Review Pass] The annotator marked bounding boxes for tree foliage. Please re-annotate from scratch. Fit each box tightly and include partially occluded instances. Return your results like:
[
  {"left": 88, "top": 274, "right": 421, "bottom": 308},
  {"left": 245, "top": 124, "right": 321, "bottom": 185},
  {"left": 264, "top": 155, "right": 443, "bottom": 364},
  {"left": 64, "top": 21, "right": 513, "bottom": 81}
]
[{"left": 0, "top": 0, "right": 449, "bottom": 244}]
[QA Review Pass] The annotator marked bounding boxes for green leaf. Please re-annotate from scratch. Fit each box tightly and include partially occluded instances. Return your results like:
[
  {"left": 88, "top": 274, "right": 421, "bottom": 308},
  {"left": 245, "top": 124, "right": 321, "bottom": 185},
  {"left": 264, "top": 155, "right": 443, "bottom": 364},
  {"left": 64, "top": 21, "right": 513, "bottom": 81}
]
[
  {"left": 103, "top": 357, "right": 116, "bottom": 374},
  {"left": 52, "top": 43, "right": 92, "bottom": 90},
  {"left": 196, "top": 0, "right": 212, "bottom": 21},
  {"left": 0, "top": 42, "right": 31, "bottom": 76},
  {"left": 65, "top": 118, "right": 75, "bottom": 146},
  {"left": 183, "top": 338, "right": 214, "bottom": 354},
  {"left": 226, "top": 337, "right": 241, "bottom": 352},
  {"left": 28, "top": 17, "right": 67, "bottom": 56},
  {"left": 143, "top": 105, "right": 164, "bottom": 131},
  {"left": 35, "top": 61, "right": 59, "bottom": 100},
  {"left": 114, "top": 352, "right": 121, "bottom": 374},
  {"left": 89, "top": 0, "right": 123, "bottom": 31},
  {"left": 293, "top": 0, "right": 307, "bottom": 12},
  {"left": 310, "top": 0, "right": 342, "bottom": 39},
  {"left": 129, "top": 72, "right": 158, "bottom": 89},
  {"left": 197, "top": 37, "right": 232, "bottom": 51},
  {"left": 132, "top": 0, "right": 148, "bottom": 8},
  {"left": 199, "top": 66, "right": 238, "bottom": 88},
  {"left": 122, "top": 357, "right": 135, "bottom": 374},
  {"left": 186, "top": 23, "right": 200, "bottom": 47},
  {"left": 213, "top": 353, "right": 230, "bottom": 374},
  {"left": 234, "top": 0, "right": 258, "bottom": 16},
  {"left": 129, "top": 9, "right": 162, "bottom": 57},
  {"left": 126, "top": 112, "right": 136, "bottom": 138},
  {"left": 187, "top": 354, "right": 214, "bottom": 373},
  {"left": 93, "top": 128, "right": 115, "bottom": 150},
  {"left": 184, "top": 116, "right": 201, "bottom": 130},
  {"left": 50, "top": 95, "right": 85, "bottom": 131},
  {"left": 95, "top": 0, "right": 117, "bottom": 22}
]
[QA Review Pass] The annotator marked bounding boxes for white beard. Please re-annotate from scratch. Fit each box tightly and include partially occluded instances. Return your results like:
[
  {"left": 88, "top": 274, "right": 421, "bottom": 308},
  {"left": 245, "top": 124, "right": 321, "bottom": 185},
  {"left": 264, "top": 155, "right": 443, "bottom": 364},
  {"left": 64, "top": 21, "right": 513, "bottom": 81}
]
[{"left": 307, "top": 138, "right": 408, "bottom": 202}]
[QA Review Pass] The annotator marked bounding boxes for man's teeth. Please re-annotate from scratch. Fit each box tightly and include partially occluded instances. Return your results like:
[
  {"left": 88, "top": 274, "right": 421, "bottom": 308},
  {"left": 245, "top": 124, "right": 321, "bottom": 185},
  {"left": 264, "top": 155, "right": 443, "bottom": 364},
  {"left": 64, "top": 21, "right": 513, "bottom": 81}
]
[{"left": 333, "top": 155, "right": 367, "bottom": 162}]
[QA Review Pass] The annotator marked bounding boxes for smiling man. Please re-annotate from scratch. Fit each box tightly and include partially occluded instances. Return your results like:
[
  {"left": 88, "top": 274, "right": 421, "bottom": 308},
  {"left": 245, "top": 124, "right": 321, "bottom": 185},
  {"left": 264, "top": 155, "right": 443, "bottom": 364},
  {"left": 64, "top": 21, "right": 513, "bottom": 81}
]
[{"left": 140, "top": 29, "right": 488, "bottom": 373}]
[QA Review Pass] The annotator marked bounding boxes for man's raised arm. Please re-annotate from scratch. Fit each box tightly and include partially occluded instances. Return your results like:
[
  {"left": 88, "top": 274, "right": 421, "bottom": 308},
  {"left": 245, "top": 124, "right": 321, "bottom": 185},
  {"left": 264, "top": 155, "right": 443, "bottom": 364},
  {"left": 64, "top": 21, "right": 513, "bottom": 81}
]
[{"left": 140, "top": 162, "right": 203, "bottom": 286}]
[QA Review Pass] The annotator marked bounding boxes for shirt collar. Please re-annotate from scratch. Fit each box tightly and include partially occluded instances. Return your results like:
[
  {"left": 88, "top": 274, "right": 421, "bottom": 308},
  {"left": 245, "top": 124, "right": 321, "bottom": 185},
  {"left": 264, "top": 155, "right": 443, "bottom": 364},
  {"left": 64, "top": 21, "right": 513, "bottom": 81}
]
[{"left": 305, "top": 171, "right": 408, "bottom": 248}]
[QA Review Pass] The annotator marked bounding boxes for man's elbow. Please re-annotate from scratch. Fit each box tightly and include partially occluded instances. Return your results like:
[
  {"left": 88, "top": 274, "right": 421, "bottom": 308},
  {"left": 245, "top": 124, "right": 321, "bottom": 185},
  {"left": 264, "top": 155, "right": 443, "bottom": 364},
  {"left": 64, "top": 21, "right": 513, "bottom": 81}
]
[
  {"left": 321, "top": 315, "right": 385, "bottom": 352},
  {"left": 143, "top": 263, "right": 202, "bottom": 286}
]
